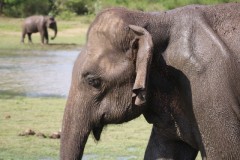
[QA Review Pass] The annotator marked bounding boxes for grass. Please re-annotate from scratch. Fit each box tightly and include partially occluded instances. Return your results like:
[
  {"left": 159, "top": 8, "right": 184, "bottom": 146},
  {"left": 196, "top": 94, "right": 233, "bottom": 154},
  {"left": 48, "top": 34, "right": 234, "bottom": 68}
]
[
  {"left": 0, "top": 97, "right": 64, "bottom": 159},
  {"left": 0, "top": 96, "right": 202, "bottom": 160},
  {"left": 0, "top": 96, "right": 153, "bottom": 160}
]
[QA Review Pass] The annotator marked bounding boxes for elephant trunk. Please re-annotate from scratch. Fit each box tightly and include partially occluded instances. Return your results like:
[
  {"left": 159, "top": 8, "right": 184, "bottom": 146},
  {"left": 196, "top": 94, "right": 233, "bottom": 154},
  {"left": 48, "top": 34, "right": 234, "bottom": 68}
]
[
  {"left": 51, "top": 25, "right": 57, "bottom": 40},
  {"left": 60, "top": 94, "right": 91, "bottom": 160}
]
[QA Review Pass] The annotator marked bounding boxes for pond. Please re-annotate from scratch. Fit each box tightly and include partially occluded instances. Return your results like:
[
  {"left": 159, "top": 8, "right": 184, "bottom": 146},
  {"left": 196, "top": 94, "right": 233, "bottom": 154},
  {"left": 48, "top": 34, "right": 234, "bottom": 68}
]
[{"left": 0, "top": 50, "right": 79, "bottom": 97}]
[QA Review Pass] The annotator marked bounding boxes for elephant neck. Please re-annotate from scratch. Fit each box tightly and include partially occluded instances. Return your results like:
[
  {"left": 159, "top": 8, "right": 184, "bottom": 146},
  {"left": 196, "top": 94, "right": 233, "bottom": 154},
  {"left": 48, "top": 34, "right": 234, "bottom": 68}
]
[
  {"left": 140, "top": 9, "right": 200, "bottom": 150},
  {"left": 138, "top": 11, "right": 174, "bottom": 125},
  {"left": 146, "top": 11, "right": 172, "bottom": 49},
  {"left": 144, "top": 63, "right": 200, "bottom": 148},
  {"left": 125, "top": 9, "right": 172, "bottom": 47}
]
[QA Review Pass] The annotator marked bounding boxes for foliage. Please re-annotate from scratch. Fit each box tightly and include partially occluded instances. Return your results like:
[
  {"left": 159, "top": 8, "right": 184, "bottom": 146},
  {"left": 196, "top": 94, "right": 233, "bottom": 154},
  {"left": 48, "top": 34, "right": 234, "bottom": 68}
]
[
  {"left": 0, "top": 0, "right": 238, "bottom": 18},
  {"left": 57, "top": 10, "right": 77, "bottom": 20},
  {"left": 64, "top": 0, "right": 89, "bottom": 15},
  {"left": 155, "top": 0, "right": 238, "bottom": 9},
  {"left": 54, "top": 0, "right": 103, "bottom": 16},
  {"left": 2, "top": 0, "right": 53, "bottom": 17}
]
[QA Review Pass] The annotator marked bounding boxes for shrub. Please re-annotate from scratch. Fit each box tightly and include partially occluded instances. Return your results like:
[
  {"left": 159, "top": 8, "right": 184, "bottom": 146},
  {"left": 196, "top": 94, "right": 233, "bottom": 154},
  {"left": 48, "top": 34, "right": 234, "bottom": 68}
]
[
  {"left": 58, "top": 10, "right": 77, "bottom": 20},
  {"left": 65, "top": 0, "right": 89, "bottom": 15},
  {"left": 3, "top": 0, "right": 51, "bottom": 17}
]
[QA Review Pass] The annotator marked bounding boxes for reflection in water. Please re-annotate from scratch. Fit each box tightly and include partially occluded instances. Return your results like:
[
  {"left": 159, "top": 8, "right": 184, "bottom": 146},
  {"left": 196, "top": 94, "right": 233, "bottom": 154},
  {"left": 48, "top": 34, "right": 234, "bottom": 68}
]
[{"left": 0, "top": 50, "right": 79, "bottom": 97}]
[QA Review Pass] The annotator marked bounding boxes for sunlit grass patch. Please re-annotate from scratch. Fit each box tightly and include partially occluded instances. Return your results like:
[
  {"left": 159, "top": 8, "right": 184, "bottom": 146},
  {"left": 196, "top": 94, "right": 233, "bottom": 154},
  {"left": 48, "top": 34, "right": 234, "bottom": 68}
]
[
  {"left": 0, "top": 96, "right": 202, "bottom": 159},
  {"left": 0, "top": 97, "right": 152, "bottom": 159},
  {"left": 0, "top": 97, "right": 65, "bottom": 159}
]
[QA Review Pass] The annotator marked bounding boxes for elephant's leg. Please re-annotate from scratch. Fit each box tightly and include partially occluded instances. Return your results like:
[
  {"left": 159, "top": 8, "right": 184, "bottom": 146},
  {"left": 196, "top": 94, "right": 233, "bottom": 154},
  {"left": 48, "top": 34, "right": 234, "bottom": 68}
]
[
  {"left": 40, "top": 32, "right": 44, "bottom": 44},
  {"left": 44, "top": 30, "right": 49, "bottom": 44},
  {"left": 21, "top": 31, "right": 26, "bottom": 43},
  {"left": 27, "top": 33, "right": 32, "bottom": 43},
  {"left": 39, "top": 30, "right": 48, "bottom": 44},
  {"left": 144, "top": 127, "right": 198, "bottom": 160}
]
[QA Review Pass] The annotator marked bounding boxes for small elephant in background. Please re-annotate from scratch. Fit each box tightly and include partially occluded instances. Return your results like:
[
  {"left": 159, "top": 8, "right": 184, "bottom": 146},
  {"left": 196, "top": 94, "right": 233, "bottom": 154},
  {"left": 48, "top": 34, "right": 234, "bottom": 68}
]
[{"left": 21, "top": 15, "right": 57, "bottom": 44}]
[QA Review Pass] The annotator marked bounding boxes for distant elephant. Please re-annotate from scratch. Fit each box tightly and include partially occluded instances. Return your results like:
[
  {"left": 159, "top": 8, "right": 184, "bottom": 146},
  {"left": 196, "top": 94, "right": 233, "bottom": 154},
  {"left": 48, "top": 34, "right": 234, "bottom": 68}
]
[
  {"left": 60, "top": 2, "right": 240, "bottom": 160},
  {"left": 21, "top": 15, "right": 57, "bottom": 44}
]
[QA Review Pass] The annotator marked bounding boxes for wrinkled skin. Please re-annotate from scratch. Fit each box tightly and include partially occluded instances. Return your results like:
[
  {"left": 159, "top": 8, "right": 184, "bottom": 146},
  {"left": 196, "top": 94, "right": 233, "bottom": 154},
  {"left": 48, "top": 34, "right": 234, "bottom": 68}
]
[
  {"left": 21, "top": 15, "right": 57, "bottom": 44},
  {"left": 60, "top": 3, "right": 240, "bottom": 160}
]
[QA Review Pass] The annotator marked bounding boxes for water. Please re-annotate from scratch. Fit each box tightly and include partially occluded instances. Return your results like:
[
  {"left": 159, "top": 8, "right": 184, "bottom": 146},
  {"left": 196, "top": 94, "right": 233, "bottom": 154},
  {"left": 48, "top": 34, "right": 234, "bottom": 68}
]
[{"left": 0, "top": 50, "right": 79, "bottom": 97}]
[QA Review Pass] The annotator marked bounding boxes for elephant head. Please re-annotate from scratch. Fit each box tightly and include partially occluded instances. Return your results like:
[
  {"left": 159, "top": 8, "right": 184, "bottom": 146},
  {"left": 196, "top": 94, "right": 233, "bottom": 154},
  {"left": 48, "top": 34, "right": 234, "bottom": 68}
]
[
  {"left": 60, "top": 8, "right": 153, "bottom": 159},
  {"left": 46, "top": 16, "right": 57, "bottom": 40}
]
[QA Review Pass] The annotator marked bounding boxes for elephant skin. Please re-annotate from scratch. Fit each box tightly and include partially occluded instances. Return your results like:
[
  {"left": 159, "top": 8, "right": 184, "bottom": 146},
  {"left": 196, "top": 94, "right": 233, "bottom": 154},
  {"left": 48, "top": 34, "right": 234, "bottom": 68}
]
[
  {"left": 21, "top": 15, "right": 57, "bottom": 44},
  {"left": 60, "top": 2, "right": 240, "bottom": 160}
]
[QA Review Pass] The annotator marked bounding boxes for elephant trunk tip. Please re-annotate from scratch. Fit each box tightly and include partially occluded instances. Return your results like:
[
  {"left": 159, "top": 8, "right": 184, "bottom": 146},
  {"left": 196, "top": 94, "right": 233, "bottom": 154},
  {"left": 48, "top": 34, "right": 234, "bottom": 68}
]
[{"left": 51, "top": 29, "right": 57, "bottom": 40}]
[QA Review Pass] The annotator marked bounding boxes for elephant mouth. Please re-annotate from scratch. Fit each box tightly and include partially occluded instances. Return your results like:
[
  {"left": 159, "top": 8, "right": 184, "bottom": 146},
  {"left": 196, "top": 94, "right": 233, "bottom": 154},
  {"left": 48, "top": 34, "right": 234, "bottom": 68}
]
[
  {"left": 91, "top": 103, "right": 139, "bottom": 141},
  {"left": 92, "top": 125, "right": 104, "bottom": 141},
  {"left": 92, "top": 113, "right": 106, "bottom": 141}
]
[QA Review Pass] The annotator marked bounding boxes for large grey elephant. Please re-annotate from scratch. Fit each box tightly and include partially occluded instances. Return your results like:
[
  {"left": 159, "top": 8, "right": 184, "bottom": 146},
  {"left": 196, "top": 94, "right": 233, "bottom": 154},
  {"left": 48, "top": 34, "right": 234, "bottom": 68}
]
[
  {"left": 60, "top": 2, "right": 240, "bottom": 160},
  {"left": 21, "top": 15, "right": 57, "bottom": 44}
]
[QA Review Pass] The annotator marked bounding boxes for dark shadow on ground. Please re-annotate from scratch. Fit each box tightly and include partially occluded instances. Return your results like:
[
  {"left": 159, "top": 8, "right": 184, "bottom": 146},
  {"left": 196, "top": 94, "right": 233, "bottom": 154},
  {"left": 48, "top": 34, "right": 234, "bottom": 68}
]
[
  {"left": 48, "top": 43, "right": 78, "bottom": 46},
  {"left": 47, "top": 43, "right": 82, "bottom": 50}
]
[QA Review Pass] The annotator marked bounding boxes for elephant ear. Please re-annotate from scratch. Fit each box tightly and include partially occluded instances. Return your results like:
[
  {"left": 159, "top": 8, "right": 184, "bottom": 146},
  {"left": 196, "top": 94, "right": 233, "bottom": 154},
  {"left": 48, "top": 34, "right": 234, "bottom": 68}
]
[{"left": 129, "top": 25, "right": 153, "bottom": 106}]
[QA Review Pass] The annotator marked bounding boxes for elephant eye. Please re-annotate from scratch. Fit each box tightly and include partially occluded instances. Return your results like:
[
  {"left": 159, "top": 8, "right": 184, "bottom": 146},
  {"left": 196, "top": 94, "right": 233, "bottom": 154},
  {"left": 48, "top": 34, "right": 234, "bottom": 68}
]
[{"left": 84, "top": 74, "right": 101, "bottom": 88}]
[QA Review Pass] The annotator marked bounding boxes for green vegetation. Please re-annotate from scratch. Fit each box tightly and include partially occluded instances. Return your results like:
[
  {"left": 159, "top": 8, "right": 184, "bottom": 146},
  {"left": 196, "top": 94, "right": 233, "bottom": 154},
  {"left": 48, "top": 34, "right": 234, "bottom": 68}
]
[
  {"left": 1, "top": 0, "right": 53, "bottom": 17},
  {"left": 0, "top": 0, "right": 238, "bottom": 18},
  {"left": 0, "top": 97, "right": 151, "bottom": 159},
  {"left": 0, "top": 97, "right": 64, "bottom": 159},
  {"left": 0, "top": 97, "right": 201, "bottom": 159}
]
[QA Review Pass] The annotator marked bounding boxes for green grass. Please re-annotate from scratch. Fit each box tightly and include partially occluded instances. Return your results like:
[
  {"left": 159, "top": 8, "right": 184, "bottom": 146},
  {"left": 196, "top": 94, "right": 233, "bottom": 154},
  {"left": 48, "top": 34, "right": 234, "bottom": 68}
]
[
  {"left": 0, "top": 97, "right": 64, "bottom": 159},
  {"left": 0, "top": 97, "right": 201, "bottom": 160},
  {"left": 0, "top": 97, "right": 151, "bottom": 160}
]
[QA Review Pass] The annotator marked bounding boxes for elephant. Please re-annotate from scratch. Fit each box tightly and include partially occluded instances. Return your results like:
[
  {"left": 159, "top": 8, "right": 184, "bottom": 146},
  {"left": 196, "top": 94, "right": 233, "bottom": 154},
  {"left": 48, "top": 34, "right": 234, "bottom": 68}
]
[
  {"left": 21, "top": 15, "right": 57, "bottom": 44},
  {"left": 60, "top": 2, "right": 240, "bottom": 160}
]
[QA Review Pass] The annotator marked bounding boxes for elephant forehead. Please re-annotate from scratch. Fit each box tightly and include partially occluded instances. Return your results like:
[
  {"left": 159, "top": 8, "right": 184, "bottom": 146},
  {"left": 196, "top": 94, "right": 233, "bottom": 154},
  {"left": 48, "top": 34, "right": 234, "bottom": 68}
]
[
  {"left": 89, "top": 14, "right": 127, "bottom": 41},
  {"left": 88, "top": 21, "right": 133, "bottom": 55},
  {"left": 86, "top": 48, "right": 131, "bottom": 80},
  {"left": 99, "top": 57, "right": 130, "bottom": 79}
]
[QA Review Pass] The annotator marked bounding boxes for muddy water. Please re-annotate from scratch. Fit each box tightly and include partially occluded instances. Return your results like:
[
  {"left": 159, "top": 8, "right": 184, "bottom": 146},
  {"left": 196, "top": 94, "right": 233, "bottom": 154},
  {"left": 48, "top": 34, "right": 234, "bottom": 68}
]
[{"left": 0, "top": 50, "right": 79, "bottom": 97}]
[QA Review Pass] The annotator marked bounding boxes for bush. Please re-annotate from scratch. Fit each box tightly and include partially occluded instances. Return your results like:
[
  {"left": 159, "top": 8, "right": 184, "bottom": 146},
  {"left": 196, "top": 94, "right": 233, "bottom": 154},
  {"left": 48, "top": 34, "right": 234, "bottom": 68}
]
[
  {"left": 3, "top": 0, "right": 51, "bottom": 17},
  {"left": 57, "top": 10, "right": 77, "bottom": 20},
  {"left": 65, "top": 0, "right": 89, "bottom": 15},
  {"left": 22, "top": 0, "right": 50, "bottom": 17},
  {"left": 2, "top": 0, "right": 238, "bottom": 18},
  {"left": 56, "top": 0, "right": 103, "bottom": 16}
]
